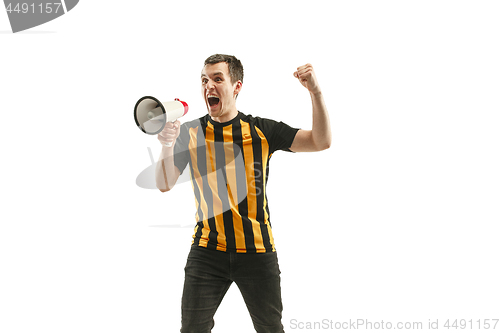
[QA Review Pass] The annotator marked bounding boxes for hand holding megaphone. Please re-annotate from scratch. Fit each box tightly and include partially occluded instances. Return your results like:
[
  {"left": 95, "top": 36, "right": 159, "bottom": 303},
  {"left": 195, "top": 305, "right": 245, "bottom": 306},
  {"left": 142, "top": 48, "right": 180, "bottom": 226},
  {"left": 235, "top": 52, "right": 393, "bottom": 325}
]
[
  {"left": 157, "top": 120, "right": 181, "bottom": 147},
  {"left": 134, "top": 96, "right": 188, "bottom": 147}
]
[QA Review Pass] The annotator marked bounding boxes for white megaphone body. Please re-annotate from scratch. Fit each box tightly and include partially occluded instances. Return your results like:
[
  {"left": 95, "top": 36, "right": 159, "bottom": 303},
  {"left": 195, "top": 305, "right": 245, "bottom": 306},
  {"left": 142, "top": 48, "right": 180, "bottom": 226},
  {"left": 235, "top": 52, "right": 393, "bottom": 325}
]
[{"left": 134, "top": 96, "right": 188, "bottom": 146}]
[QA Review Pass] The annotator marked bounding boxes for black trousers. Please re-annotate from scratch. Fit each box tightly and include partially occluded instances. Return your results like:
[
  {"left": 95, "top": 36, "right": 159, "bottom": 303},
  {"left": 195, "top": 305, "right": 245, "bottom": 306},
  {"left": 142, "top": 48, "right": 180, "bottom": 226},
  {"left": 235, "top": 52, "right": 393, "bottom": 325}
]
[{"left": 180, "top": 245, "right": 285, "bottom": 333}]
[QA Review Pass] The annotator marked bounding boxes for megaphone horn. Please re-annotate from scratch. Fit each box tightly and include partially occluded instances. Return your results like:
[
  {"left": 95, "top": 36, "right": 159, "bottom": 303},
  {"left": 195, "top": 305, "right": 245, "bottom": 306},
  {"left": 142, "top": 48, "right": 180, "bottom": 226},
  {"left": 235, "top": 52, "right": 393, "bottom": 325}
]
[{"left": 134, "top": 96, "right": 189, "bottom": 137}]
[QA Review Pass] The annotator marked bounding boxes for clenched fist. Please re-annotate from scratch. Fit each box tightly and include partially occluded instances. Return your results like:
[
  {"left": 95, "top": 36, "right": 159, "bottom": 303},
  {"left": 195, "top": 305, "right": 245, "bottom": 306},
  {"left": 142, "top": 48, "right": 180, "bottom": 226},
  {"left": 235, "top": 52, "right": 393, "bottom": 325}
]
[
  {"left": 158, "top": 120, "right": 181, "bottom": 147},
  {"left": 293, "top": 63, "right": 321, "bottom": 95}
]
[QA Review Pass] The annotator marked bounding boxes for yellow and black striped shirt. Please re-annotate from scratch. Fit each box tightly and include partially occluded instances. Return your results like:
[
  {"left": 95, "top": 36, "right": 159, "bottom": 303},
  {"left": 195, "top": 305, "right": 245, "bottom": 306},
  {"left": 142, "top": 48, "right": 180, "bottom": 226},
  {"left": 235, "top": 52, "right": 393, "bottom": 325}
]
[{"left": 174, "top": 112, "right": 299, "bottom": 253}]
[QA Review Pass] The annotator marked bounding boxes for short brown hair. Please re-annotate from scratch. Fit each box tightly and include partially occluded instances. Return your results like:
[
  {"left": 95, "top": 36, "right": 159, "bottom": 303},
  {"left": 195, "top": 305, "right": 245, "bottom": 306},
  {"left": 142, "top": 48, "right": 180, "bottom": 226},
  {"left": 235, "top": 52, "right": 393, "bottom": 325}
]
[{"left": 204, "top": 54, "right": 244, "bottom": 85}]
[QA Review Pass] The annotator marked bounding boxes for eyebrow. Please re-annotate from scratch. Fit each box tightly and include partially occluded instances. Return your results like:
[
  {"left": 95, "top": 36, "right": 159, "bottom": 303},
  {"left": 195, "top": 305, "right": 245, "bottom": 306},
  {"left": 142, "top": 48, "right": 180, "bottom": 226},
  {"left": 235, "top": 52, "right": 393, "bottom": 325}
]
[{"left": 201, "top": 71, "right": 224, "bottom": 78}]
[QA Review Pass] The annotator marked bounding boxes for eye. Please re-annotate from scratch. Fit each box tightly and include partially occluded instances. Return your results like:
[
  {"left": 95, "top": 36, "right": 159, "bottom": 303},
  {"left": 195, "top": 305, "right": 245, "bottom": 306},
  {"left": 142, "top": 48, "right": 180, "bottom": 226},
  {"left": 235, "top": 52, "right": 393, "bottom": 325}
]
[
  {"left": 202, "top": 78, "right": 208, "bottom": 84},
  {"left": 215, "top": 77, "right": 222, "bottom": 82}
]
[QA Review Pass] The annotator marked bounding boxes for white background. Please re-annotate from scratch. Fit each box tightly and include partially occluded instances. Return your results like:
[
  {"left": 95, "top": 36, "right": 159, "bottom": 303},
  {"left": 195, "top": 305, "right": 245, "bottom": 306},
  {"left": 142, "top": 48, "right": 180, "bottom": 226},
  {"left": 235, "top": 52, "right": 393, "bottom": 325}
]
[{"left": 1, "top": 1, "right": 499, "bottom": 332}]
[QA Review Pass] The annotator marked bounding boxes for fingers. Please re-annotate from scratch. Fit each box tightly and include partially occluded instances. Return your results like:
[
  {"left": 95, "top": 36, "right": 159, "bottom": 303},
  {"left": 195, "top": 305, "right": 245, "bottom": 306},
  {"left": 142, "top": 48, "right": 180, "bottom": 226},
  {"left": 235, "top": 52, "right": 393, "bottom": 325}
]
[
  {"left": 158, "top": 120, "right": 181, "bottom": 146},
  {"left": 293, "top": 63, "right": 314, "bottom": 81},
  {"left": 295, "top": 63, "right": 313, "bottom": 75},
  {"left": 293, "top": 63, "right": 321, "bottom": 94},
  {"left": 170, "top": 120, "right": 181, "bottom": 129},
  {"left": 297, "top": 63, "right": 313, "bottom": 72}
]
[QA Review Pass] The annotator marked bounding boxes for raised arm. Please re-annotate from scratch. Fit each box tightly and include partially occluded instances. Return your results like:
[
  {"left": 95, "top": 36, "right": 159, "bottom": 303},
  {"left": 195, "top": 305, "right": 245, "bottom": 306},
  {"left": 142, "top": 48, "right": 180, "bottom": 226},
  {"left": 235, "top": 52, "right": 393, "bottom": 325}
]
[{"left": 289, "top": 64, "right": 332, "bottom": 152}]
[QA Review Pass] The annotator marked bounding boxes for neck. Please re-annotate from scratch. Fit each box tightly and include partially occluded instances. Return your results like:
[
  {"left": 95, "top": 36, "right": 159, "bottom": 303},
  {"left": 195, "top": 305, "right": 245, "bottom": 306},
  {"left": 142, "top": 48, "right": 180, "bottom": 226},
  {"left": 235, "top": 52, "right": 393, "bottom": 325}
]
[{"left": 210, "top": 107, "right": 238, "bottom": 123}]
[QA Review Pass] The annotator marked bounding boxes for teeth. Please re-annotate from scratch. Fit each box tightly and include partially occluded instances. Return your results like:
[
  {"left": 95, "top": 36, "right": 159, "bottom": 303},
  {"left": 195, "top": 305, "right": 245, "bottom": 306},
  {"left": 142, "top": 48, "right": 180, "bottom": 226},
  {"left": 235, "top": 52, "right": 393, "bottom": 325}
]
[{"left": 207, "top": 94, "right": 219, "bottom": 99}]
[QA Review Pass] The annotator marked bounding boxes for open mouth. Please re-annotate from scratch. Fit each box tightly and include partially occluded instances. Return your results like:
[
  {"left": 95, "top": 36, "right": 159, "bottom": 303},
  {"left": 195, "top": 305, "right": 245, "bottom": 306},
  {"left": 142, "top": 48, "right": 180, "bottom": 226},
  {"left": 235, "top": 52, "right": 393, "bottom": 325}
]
[{"left": 207, "top": 95, "right": 220, "bottom": 108}]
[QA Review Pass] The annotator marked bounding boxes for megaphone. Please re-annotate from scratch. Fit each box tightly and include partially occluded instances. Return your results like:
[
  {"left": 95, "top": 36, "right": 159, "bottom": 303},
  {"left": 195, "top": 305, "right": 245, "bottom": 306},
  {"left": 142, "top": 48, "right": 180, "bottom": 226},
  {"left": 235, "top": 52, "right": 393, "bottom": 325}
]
[{"left": 134, "top": 96, "right": 189, "bottom": 146}]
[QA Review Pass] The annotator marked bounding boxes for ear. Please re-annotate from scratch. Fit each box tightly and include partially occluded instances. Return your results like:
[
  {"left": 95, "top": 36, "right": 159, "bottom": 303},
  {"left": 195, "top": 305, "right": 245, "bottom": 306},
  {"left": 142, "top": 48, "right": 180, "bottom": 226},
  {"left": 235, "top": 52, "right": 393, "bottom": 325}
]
[{"left": 233, "top": 80, "right": 242, "bottom": 97}]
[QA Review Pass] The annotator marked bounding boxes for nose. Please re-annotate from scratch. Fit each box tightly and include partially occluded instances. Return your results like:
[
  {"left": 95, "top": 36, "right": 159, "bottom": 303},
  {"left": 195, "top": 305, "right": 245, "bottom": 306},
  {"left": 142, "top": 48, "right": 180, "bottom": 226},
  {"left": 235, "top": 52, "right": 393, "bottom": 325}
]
[{"left": 206, "top": 79, "right": 216, "bottom": 90}]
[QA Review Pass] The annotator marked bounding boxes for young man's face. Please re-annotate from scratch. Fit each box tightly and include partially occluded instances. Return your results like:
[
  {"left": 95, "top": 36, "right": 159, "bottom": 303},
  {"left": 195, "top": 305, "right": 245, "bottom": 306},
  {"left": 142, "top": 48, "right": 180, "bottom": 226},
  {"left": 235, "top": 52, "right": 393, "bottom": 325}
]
[{"left": 201, "top": 62, "right": 241, "bottom": 120}]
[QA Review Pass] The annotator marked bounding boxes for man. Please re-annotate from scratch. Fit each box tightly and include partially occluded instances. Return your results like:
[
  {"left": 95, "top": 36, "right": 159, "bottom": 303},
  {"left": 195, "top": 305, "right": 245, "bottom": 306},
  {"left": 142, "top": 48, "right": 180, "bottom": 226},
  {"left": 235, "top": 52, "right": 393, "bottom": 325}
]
[{"left": 155, "top": 54, "right": 331, "bottom": 332}]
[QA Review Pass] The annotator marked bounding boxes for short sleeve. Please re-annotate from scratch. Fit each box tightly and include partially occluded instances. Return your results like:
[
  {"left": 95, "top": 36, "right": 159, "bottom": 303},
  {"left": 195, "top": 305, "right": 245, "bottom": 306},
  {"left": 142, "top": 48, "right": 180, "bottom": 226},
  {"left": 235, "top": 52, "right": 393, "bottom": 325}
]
[
  {"left": 173, "top": 123, "right": 190, "bottom": 174},
  {"left": 255, "top": 118, "right": 300, "bottom": 154}
]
